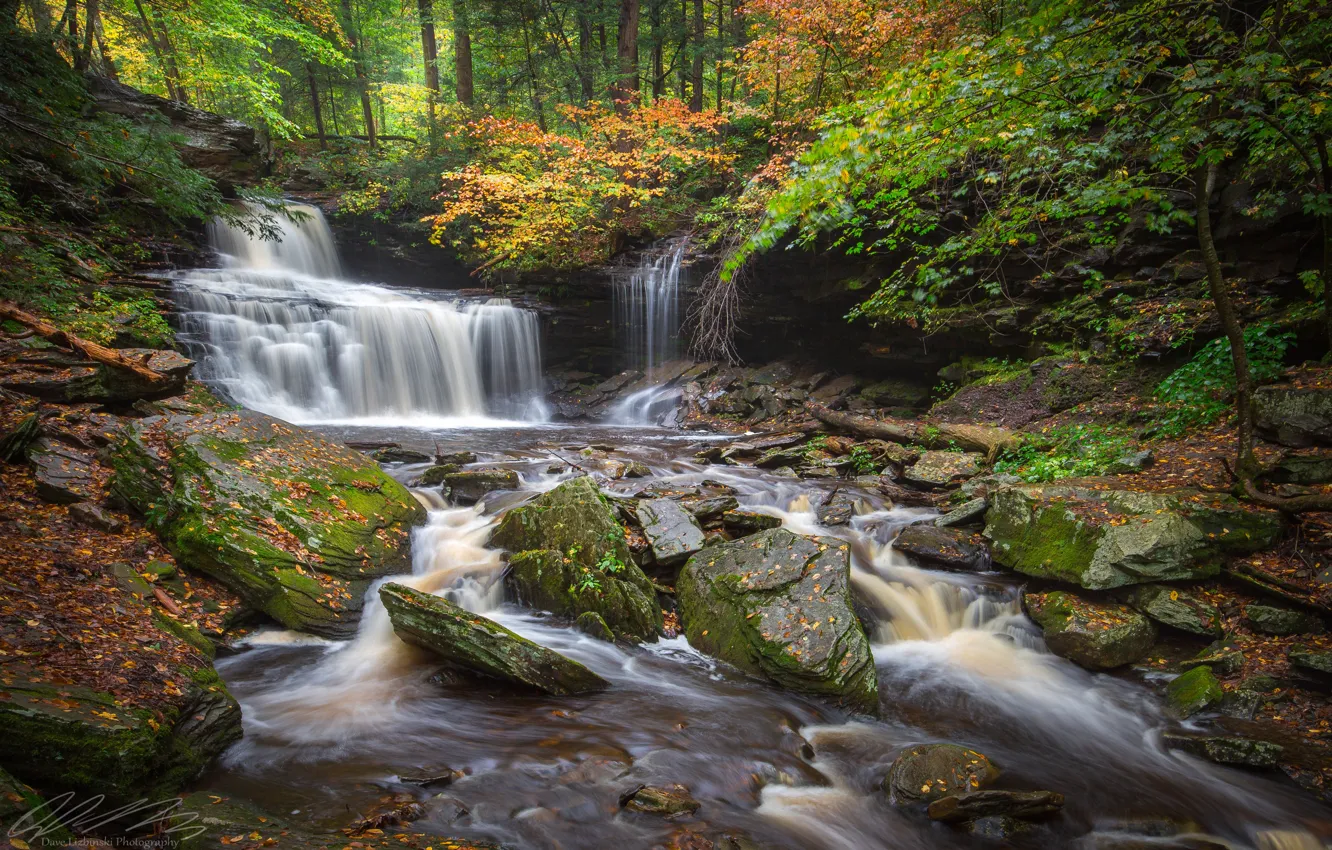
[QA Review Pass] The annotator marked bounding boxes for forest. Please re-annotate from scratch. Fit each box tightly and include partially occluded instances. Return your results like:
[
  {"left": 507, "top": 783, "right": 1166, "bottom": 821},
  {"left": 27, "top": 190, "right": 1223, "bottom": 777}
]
[{"left": 2, "top": 0, "right": 1332, "bottom": 849}]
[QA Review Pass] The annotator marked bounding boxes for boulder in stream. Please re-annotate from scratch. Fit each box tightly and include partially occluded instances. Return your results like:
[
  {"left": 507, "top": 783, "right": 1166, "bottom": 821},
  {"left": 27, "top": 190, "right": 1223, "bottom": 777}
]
[
  {"left": 986, "top": 484, "right": 1283, "bottom": 589},
  {"left": 1165, "top": 666, "right": 1223, "bottom": 717},
  {"left": 1024, "top": 591, "right": 1157, "bottom": 670},
  {"left": 379, "top": 583, "right": 608, "bottom": 695},
  {"left": 927, "top": 789, "right": 1064, "bottom": 823},
  {"left": 492, "top": 476, "right": 661, "bottom": 641},
  {"left": 1161, "top": 732, "right": 1283, "bottom": 768},
  {"left": 721, "top": 509, "right": 782, "bottom": 537},
  {"left": 110, "top": 410, "right": 426, "bottom": 638},
  {"left": 883, "top": 743, "right": 1000, "bottom": 804},
  {"left": 677, "top": 529, "right": 879, "bottom": 714},
  {"left": 442, "top": 468, "right": 520, "bottom": 504},
  {"left": 638, "top": 498, "right": 707, "bottom": 567},
  {"left": 893, "top": 524, "right": 990, "bottom": 572}
]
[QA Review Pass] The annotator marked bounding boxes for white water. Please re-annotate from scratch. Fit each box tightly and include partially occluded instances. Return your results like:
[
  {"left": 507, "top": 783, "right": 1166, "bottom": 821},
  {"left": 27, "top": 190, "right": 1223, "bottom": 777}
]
[
  {"left": 611, "top": 239, "right": 688, "bottom": 425},
  {"left": 174, "top": 203, "right": 548, "bottom": 424}
]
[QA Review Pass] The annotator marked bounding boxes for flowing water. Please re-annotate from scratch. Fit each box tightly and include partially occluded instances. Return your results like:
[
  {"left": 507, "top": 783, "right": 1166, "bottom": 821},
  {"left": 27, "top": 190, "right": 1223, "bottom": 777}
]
[
  {"left": 610, "top": 239, "right": 689, "bottom": 425},
  {"left": 183, "top": 213, "right": 1330, "bottom": 850},
  {"left": 174, "top": 204, "right": 547, "bottom": 424}
]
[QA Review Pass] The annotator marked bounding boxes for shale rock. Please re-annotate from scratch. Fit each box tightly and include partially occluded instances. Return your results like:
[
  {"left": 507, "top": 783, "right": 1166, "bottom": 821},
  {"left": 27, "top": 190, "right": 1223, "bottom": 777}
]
[
  {"left": 111, "top": 410, "right": 426, "bottom": 638},
  {"left": 1124, "top": 585, "right": 1222, "bottom": 637},
  {"left": 816, "top": 490, "right": 864, "bottom": 526},
  {"left": 884, "top": 744, "right": 1000, "bottom": 804},
  {"left": 934, "top": 497, "right": 989, "bottom": 528},
  {"left": 442, "top": 468, "right": 520, "bottom": 504},
  {"left": 639, "top": 498, "right": 707, "bottom": 567},
  {"left": 371, "top": 447, "right": 432, "bottom": 463},
  {"left": 721, "top": 510, "right": 782, "bottom": 536},
  {"left": 1, "top": 348, "right": 192, "bottom": 405},
  {"left": 1253, "top": 384, "right": 1332, "bottom": 447},
  {"left": 986, "top": 484, "right": 1282, "bottom": 590},
  {"left": 379, "top": 583, "right": 607, "bottom": 694},
  {"left": 677, "top": 529, "right": 878, "bottom": 713},
  {"left": 1243, "top": 603, "right": 1325, "bottom": 636},
  {"left": 904, "top": 451, "right": 984, "bottom": 489},
  {"left": 893, "top": 524, "right": 990, "bottom": 571},
  {"left": 492, "top": 476, "right": 661, "bottom": 641},
  {"left": 1024, "top": 591, "right": 1157, "bottom": 669},
  {"left": 30, "top": 437, "right": 98, "bottom": 504}
]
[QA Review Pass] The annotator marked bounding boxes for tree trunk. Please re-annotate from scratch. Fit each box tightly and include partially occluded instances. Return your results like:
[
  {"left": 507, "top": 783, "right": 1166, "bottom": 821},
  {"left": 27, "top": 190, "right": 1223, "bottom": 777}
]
[
  {"left": 77, "top": 0, "right": 96, "bottom": 72},
  {"left": 0, "top": 302, "right": 170, "bottom": 385},
  {"left": 340, "top": 0, "right": 376, "bottom": 148},
  {"left": 714, "top": 0, "right": 723, "bottom": 109},
  {"left": 576, "top": 6, "right": 595, "bottom": 101},
  {"left": 519, "top": 6, "right": 547, "bottom": 131},
  {"left": 649, "top": 0, "right": 663, "bottom": 98},
  {"left": 307, "top": 62, "right": 327, "bottom": 150},
  {"left": 689, "top": 0, "right": 702, "bottom": 111},
  {"left": 453, "top": 0, "right": 474, "bottom": 106},
  {"left": 613, "top": 0, "right": 639, "bottom": 114},
  {"left": 1195, "top": 160, "right": 1257, "bottom": 478},
  {"left": 1317, "top": 134, "right": 1332, "bottom": 354},
  {"left": 93, "top": 9, "right": 117, "bottom": 78},
  {"left": 417, "top": 0, "right": 439, "bottom": 141},
  {"left": 131, "top": 0, "right": 180, "bottom": 101},
  {"left": 1, "top": 0, "right": 18, "bottom": 30},
  {"left": 25, "top": 0, "right": 54, "bottom": 34}
]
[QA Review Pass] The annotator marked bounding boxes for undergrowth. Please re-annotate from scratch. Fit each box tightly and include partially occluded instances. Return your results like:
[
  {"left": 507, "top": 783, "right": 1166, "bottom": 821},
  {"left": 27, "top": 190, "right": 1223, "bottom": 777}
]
[{"left": 995, "top": 422, "right": 1137, "bottom": 482}]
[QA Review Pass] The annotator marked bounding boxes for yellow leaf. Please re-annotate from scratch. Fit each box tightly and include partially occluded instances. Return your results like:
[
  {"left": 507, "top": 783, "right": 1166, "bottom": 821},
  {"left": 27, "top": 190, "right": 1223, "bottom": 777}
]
[{"left": 1014, "top": 61, "right": 1025, "bottom": 76}]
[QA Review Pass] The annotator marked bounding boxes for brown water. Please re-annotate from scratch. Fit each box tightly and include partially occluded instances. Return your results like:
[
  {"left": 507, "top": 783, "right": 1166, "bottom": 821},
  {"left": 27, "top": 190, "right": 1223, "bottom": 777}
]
[{"left": 200, "top": 423, "right": 1331, "bottom": 850}]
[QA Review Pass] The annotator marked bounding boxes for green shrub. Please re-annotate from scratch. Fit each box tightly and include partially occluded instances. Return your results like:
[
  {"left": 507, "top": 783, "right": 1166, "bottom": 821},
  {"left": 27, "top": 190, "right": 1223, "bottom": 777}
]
[
  {"left": 995, "top": 423, "right": 1136, "bottom": 482},
  {"left": 1153, "top": 324, "right": 1293, "bottom": 436}
]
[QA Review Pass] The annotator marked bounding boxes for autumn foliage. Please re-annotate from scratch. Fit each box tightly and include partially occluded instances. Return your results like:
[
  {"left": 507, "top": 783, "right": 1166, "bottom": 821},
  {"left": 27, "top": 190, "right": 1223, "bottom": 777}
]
[{"left": 428, "top": 100, "right": 736, "bottom": 274}]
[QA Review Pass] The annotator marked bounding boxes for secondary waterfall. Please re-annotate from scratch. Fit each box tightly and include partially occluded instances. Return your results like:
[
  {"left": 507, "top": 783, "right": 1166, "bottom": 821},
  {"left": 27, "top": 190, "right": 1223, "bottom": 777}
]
[
  {"left": 610, "top": 238, "right": 689, "bottom": 424},
  {"left": 174, "top": 203, "right": 548, "bottom": 424}
]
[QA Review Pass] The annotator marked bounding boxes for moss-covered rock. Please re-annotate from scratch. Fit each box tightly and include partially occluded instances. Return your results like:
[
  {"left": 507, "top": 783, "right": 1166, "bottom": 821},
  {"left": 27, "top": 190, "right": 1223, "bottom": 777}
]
[
  {"left": 442, "top": 468, "right": 520, "bottom": 504},
  {"left": 110, "top": 410, "right": 426, "bottom": 638},
  {"left": 1162, "top": 733, "right": 1283, "bottom": 768},
  {"left": 1024, "top": 591, "right": 1157, "bottom": 669},
  {"left": 1289, "top": 645, "right": 1332, "bottom": 676},
  {"left": 883, "top": 744, "right": 1000, "bottom": 804},
  {"left": 1182, "top": 639, "right": 1245, "bottom": 677},
  {"left": 1243, "top": 603, "right": 1325, "bottom": 636},
  {"left": 904, "top": 451, "right": 984, "bottom": 489},
  {"left": 379, "top": 582, "right": 608, "bottom": 695},
  {"left": 1165, "top": 666, "right": 1223, "bottom": 717},
  {"left": 677, "top": 529, "right": 878, "bottom": 713},
  {"left": 621, "top": 784, "right": 701, "bottom": 817},
  {"left": 1124, "top": 585, "right": 1222, "bottom": 637},
  {"left": 492, "top": 477, "right": 661, "bottom": 641},
  {"left": 507, "top": 549, "right": 659, "bottom": 642},
  {"left": 986, "top": 484, "right": 1283, "bottom": 590},
  {"left": 1253, "top": 385, "right": 1332, "bottom": 447},
  {"left": 0, "top": 666, "right": 240, "bottom": 808}
]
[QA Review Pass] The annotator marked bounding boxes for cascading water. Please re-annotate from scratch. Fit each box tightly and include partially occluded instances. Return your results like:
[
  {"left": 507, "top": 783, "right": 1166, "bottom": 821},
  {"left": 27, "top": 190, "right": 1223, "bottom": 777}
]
[
  {"left": 174, "top": 203, "right": 548, "bottom": 424},
  {"left": 610, "top": 238, "right": 689, "bottom": 425}
]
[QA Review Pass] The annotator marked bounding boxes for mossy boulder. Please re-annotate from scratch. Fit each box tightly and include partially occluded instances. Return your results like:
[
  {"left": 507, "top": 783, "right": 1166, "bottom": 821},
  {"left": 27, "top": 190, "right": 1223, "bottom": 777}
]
[
  {"left": 1162, "top": 733, "right": 1282, "bottom": 768},
  {"left": 677, "top": 529, "right": 879, "bottom": 713},
  {"left": 883, "top": 744, "right": 1000, "bottom": 804},
  {"left": 110, "top": 410, "right": 426, "bottom": 638},
  {"left": 442, "top": 468, "right": 520, "bottom": 504},
  {"left": 1165, "top": 666, "right": 1223, "bottom": 717},
  {"left": 1024, "top": 591, "right": 1157, "bottom": 670},
  {"left": 491, "top": 476, "right": 661, "bottom": 641},
  {"left": 1243, "top": 603, "right": 1325, "bottom": 636},
  {"left": 1289, "top": 645, "right": 1332, "bottom": 676},
  {"left": 0, "top": 666, "right": 240, "bottom": 808},
  {"left": 986, "top": 484, "right": 1283, "bottom": 590},
  {"left": 1124, "top": 585, "right": 1222, "bottom": 637},
  {"left": 904, "top": 451, "right": 984, "bottom": 489},
  {"left": 379, "top": 583, "right": 607, "bottom": 695}
]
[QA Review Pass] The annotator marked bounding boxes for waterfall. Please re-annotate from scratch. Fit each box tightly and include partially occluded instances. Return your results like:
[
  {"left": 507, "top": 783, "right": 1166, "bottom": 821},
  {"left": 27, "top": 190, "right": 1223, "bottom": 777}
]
[
  {"left": 610, "top": 237, "right": 688, "bottom": 424},
  {"left": 174, "top": 203, "right": 548, "bottom": 424}
]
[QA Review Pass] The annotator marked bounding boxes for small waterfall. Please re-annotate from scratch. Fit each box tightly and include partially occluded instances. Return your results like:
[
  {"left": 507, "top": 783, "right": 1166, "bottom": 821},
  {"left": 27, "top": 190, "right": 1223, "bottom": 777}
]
[
  {"left": 610, "top": 237, "right": 689, "bottom": 424},
  {"left": 175, "top": 203, "right": 548, "bottom": 423}
]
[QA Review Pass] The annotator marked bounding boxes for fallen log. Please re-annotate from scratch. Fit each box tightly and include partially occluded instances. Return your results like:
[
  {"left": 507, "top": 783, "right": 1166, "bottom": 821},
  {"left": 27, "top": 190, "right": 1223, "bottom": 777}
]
[
  {"left": 0, "top": 301, "right": 170, "bottom": 385},
  {"left": 804, "top": 402, "right": 1019, "bottom": 460},
  {"left": 804, "top": 402, "right": 919, "bottom": 443}
]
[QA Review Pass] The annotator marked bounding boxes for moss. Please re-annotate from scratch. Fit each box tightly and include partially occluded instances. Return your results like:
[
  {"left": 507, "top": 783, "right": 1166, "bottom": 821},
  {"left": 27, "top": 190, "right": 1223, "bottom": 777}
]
[
  {"left": 1166, "top": 665, "right": 1223, "bottom": 717},
  {"left": 152, "top": 609, "right": 216, "bottom": 659}
]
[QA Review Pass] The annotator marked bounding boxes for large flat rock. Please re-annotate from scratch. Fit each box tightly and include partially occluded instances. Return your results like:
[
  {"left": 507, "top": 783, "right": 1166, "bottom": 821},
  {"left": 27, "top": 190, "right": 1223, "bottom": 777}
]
[
  {"left": 379, "top": 583, "right": 608, "bottom": 695},
  {"left": 111, "top": 410, "right": 426, "bottom": 637}
]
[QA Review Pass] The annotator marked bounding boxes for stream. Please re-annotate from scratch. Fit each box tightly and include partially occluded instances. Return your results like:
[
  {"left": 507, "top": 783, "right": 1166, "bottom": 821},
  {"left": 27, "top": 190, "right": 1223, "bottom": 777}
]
[{"left": 178, "top": 208, "right": 1328, "bottom": 850}]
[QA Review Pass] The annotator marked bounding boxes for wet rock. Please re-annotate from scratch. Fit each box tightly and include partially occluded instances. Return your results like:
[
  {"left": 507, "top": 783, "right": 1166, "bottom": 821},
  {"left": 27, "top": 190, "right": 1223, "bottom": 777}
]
[
  {"left": 371, "top": 446, "right": 432, "bottom": 463},
  {"left": 576, "top": 611, "right": 615, "bottom": 641},
  {"left": 683, "top": 495, "right": 740, "bottom": 523},
  {"left": 492, "top": 476, "right": 661, "bottom": 641},
  {"left": 1024, "top": 591, "right": 1157, "bottom": 669},
  {"left": 442, "top": 468, "right": 521, "bottom": 504},
  {"left": 30, "top": 437, "right": 98, "bottom": 504},
  {"left": 883, "top": 743, "right": 1000, "bottom": 804},
  {"left": 986, "top": 484, "right": 1283, "bottom": 590},
  {"left": 1289, "top": 645, "right": 1332, "bottom": 677},
  {"left": 934, "top": 497, "right": 988, "bottom": 528},
  {"left": 1243, "top": 603, "right": 1325, "bottom": 636},
  {"left": 111, "top": 410, "right": 425, "bottom": 638},
  {"left": 799, "top": 465, "right": 839, "bottom": 480},
  {"left": 0, "top": 667, "right": 240, "bottom": 808},
  {"left": 963, "top": 815, "right": 1043, "bottom": 840},
  {"left": 67, "top": 501, "right": 124, "bottom": 533},
  {"left": 876, "top": 477, "right": 940, "bottom": 507},
  {"left": 620, "top": 784, "right": 701, "bottom": 817},
  {"left": 435, "top": 450, "right": 478, "bottom": 465},
  {"left": 1124, "top": 585, "right": 1222, "bottom": 637},
  {"left": 346, "top": 800, "right": 426, "bottom": 836},
  {"left": 1253, "top": 384, "right": 1332, "bottom": 447},
  {"left": 927, "top": 789, "right": 1064, "bottom": 823},
  {"left": 398, "top": 767, "right": 465, "bottom": 787},
  {"left": 639, "top": 498, "right": 707, "bottom": 567},
  {"left": 903, "top": 451, "right": 984, "bottom": 489},
  {"left": 857, "top": 439, "right": 921, "bottom": 468},
  {"left": 816, "top": 489, "right": 863, "bottom": 526},
  {"left": 753, "top": 446, "right": 807, "bottom": 469},
  {"left": 415, "top": 463, "right": 460, "bottom": 485},
  {"left": 1161, "top": 732, "right": 1282, "bottom": 768},
  {"left": 721, "top": 510, "right": 782, "bottom": 537},
  {"left": 678, "top": 529, "right": 879, "bottom": 713},
  {"left": 379, "top": 583, "right": 608, "bottom": 694},
  {"left": 1165, "top": 666, "right": 1223, "bottom": 717},
  {"left": 893, "top": 524, "right": 990, "bottom": 572}
]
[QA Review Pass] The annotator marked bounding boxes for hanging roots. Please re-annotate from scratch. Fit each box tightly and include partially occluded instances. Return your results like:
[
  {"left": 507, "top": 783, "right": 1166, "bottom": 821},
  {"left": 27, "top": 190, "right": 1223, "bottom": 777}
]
[{"left": 686, "top": 230, "right": 749, "bottom": 365}]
